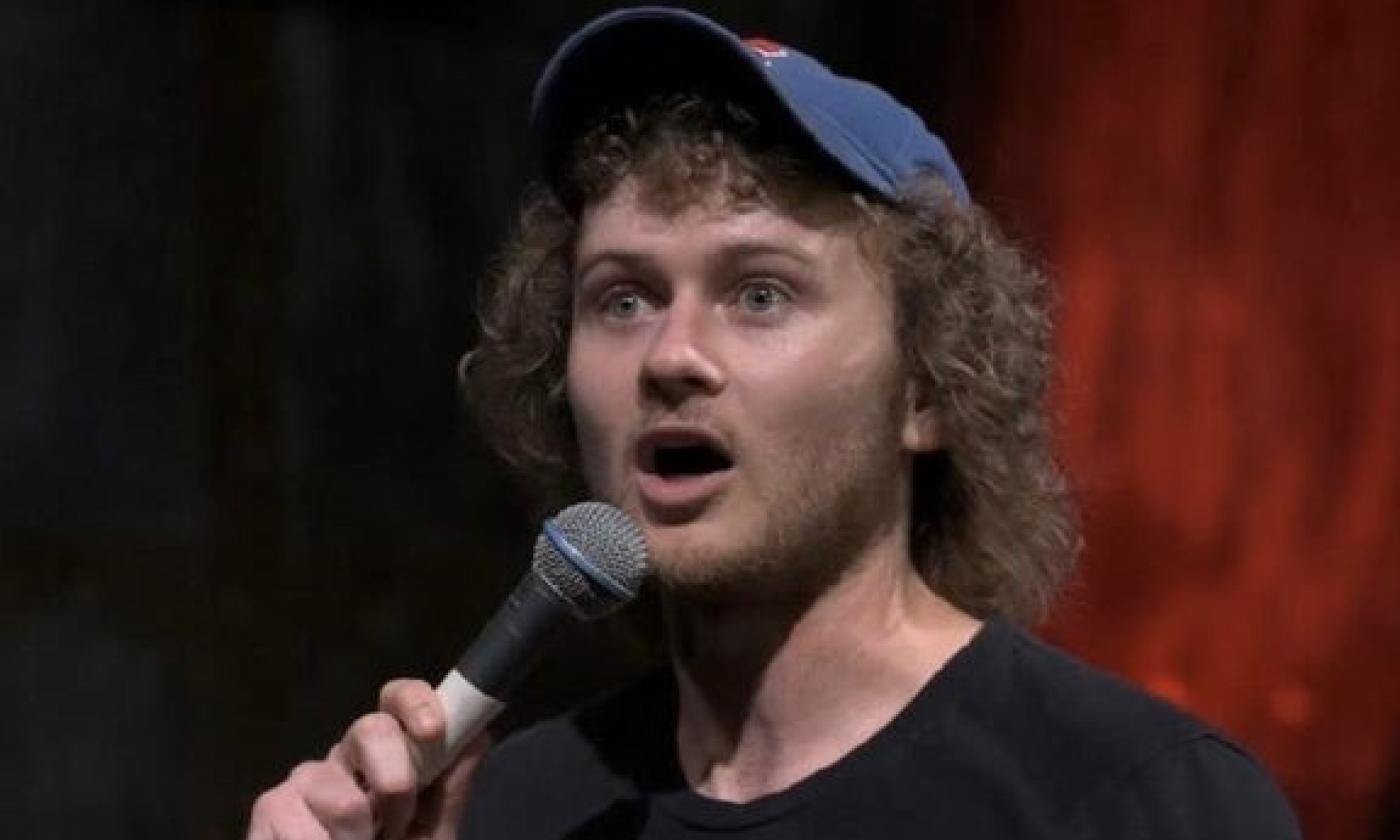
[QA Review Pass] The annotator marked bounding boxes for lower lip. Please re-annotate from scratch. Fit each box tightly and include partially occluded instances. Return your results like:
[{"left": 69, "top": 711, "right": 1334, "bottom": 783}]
[{"left": 636, "top": 468, "right": 733, "bottom": 517}]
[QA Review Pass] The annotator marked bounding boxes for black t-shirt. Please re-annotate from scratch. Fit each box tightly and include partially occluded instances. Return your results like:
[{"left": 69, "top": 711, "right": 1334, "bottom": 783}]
[{"left": 459, "top": 617, "right": 1300, "bottom": 839}]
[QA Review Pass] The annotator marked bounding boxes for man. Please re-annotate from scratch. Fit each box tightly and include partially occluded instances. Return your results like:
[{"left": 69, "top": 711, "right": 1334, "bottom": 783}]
[{"left": 248, "top": 8, "right": 1300, "bottom": 839}]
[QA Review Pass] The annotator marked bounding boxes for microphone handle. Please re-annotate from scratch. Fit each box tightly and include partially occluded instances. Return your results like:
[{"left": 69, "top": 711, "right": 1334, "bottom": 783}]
[{"left": 413, "top": 571, "right": 572, "bottom": 783}]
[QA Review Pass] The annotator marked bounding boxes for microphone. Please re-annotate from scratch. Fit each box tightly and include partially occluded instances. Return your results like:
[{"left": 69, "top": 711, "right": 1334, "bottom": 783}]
[{"left": 413, "top": 501, "right": 649, "bottom": 783}]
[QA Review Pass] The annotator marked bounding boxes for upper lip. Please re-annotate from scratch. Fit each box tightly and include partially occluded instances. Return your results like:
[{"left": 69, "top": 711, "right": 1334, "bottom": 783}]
[{"left": 635, "top": 424, "right": 734, "bottom": 474}]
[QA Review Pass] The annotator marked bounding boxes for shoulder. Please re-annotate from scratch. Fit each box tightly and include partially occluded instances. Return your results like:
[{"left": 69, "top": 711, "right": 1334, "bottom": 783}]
[
  {"left": 996, "top": 625, "right": 1206, "bottom": 770},
  {"left": 962, "top": 621, "right": 1298, "bottom": 836},
  {"left": 1069, "top": 733, "right": 1301, "bottom": 839},
  {"left": 948, "top": 619, "right": 1213, "bottom": 783}
]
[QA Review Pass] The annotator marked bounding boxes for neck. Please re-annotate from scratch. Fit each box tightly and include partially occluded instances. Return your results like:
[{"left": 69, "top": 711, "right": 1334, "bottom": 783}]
[{"left": 663, "top": 528, "right": 980, "bottom": 803}]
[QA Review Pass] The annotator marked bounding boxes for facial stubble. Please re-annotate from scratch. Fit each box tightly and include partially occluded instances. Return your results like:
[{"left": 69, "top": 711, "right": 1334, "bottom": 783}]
[{"left": 646, "top": 386, "right": 912, "bottom": 607}]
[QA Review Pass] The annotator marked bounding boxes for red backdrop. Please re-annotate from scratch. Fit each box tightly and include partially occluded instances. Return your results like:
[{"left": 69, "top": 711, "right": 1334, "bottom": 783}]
[{"left": 975, "top": 2, "right": 1399, "bottom": 836}]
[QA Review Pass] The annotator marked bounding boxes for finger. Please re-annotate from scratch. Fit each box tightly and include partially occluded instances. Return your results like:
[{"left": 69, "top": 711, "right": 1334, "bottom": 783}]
[
  {"left": 288, "top": 761, "right": 373, "bottom": 840},
  {"left": 342, "top": 713, "right": 418, "bottom": 838},
  {"left": 379, "top": 678, "right": 443, "bottom": 742},
  {"left": 405, "top": 732, "right": 492, "bottom": 840},
  {"left": 247, "top": 785, "right": 332, "bottom": 840}
]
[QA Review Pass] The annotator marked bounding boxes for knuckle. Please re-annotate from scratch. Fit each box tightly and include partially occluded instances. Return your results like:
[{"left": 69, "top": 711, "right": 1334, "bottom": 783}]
[
  {"left": 382, "top": 682, "right": 443, "bottom": 741},
  {"left": 377, "top": 765, "right": 417, "bottom": 797},
  {"left": 249, "top": 788, "right": 284, "bottom": 817},
  {"left": 380, "top": 678, "right": 433, "bottom": 713},
  {"left": 350, "top": 711, "right": 399, "bottom": 741},
  {"left": 378, "top": 678, "right": 412, "bottom": 706},
  {"left": 319, "top": 789, "right": 371, "bottom": 826},
  {"left": 287, "top": 760, "right": 326, "bottom": 787}
]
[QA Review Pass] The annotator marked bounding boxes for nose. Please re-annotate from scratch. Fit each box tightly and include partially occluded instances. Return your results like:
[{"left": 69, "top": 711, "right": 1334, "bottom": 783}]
[{"left": 640, "top": 295, "right": 725, "bottom": 405}]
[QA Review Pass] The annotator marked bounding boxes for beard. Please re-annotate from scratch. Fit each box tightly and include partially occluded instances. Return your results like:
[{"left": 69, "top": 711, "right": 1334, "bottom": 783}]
[{"left": 645, "top": 397, "right": 911, "bottom": 609}]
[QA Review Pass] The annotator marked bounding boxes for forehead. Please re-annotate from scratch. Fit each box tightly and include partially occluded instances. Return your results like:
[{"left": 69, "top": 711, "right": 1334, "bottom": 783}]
[{"left": 575, "top": 176, "right": 869, "bottom": 266}]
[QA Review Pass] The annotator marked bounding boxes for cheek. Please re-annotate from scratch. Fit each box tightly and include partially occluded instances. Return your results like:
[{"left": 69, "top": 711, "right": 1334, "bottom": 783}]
[
  {"left": 755, "top": 320, "right": 901, "bottom": 414},
  {"left": 566, "top": 347, "right": 631, "bottom": 484},
  {"left": 565, "top": 356, "right": 599, "bottom": 443},
  {"left": 740, "top": 348, "right": 899, "bottom": 457}
]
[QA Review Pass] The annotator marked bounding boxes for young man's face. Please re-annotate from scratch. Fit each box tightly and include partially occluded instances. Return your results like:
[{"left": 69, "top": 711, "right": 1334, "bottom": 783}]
[{"left": 566, "top": 177, "right": 937, "bottom": 600}]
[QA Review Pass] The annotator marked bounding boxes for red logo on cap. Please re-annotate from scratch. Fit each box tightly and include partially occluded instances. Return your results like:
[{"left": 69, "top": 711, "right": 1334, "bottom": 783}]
[{"left": 743, "top": 37, "right": 788, "bottom": 59}]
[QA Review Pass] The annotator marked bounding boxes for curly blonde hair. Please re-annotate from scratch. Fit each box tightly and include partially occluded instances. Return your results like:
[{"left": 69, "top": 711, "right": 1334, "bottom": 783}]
[{"left": 463, "top": 95, "right": 1077, "bottom": 623}]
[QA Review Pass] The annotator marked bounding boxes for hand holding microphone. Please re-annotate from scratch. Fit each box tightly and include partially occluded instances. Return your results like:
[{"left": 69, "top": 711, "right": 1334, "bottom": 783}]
[
  {"left": 413, "top": 502, "right": 649, "bottom": 781},
  {"left": 246, "top": 503, "right": 649, "bottom": 840}
]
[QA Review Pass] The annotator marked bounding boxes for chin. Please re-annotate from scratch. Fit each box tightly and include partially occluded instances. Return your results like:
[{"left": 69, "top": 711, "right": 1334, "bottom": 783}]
[{"left": 645, "top": 523, "right": 763, "bottom": 589}]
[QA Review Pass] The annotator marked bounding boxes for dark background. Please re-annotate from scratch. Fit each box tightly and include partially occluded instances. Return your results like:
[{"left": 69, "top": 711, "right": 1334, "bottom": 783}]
[{"left": 2, "top": 2, "right": 1395, "bottom": 838}]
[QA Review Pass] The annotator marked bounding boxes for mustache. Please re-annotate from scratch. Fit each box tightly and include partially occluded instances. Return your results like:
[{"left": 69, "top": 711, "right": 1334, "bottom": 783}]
[{"left": 627, "top": 408, "right": 731, "bottom": 449}]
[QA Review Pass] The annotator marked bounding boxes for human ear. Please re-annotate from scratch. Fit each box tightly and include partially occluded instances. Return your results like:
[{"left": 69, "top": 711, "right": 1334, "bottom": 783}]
[{"left": 900, "top": 381, "right": 940, "bottom": 454}]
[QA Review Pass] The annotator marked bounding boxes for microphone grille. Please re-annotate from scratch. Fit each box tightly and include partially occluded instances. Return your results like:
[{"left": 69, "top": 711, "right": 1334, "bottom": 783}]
[{"left": 532, "top": 502, "right": 649, "bottom": 619}]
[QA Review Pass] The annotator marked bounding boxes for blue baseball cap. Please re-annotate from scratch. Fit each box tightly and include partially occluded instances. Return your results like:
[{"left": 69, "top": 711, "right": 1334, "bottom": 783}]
[{"left": 531, "top": 7, "right": 970, "bottom": 205}]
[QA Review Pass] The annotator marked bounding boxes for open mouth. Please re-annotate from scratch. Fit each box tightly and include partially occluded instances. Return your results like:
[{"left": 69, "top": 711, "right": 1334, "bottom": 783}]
[
  {"left": 639, "top": 430, "right": 734, "bottom": 480},
  {"left": 653, "top": 443, "right": 733, "bottom": 478}
]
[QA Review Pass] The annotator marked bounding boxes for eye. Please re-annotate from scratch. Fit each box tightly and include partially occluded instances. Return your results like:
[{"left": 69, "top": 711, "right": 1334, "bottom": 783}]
[
  {"left": 735, "top": 279, "right": 790, "bottom": 315},
  {"left": 598, "top": 286, "right": 653, "bottom": 321}
]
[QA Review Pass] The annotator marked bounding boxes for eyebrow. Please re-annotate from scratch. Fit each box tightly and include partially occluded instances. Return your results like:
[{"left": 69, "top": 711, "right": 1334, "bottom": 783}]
[
  {"left": 574, "top": 239, "right": 816, "bottom": 282},
  {"left": 573, "top": 249, "right": 658, "bottom": 283}
]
